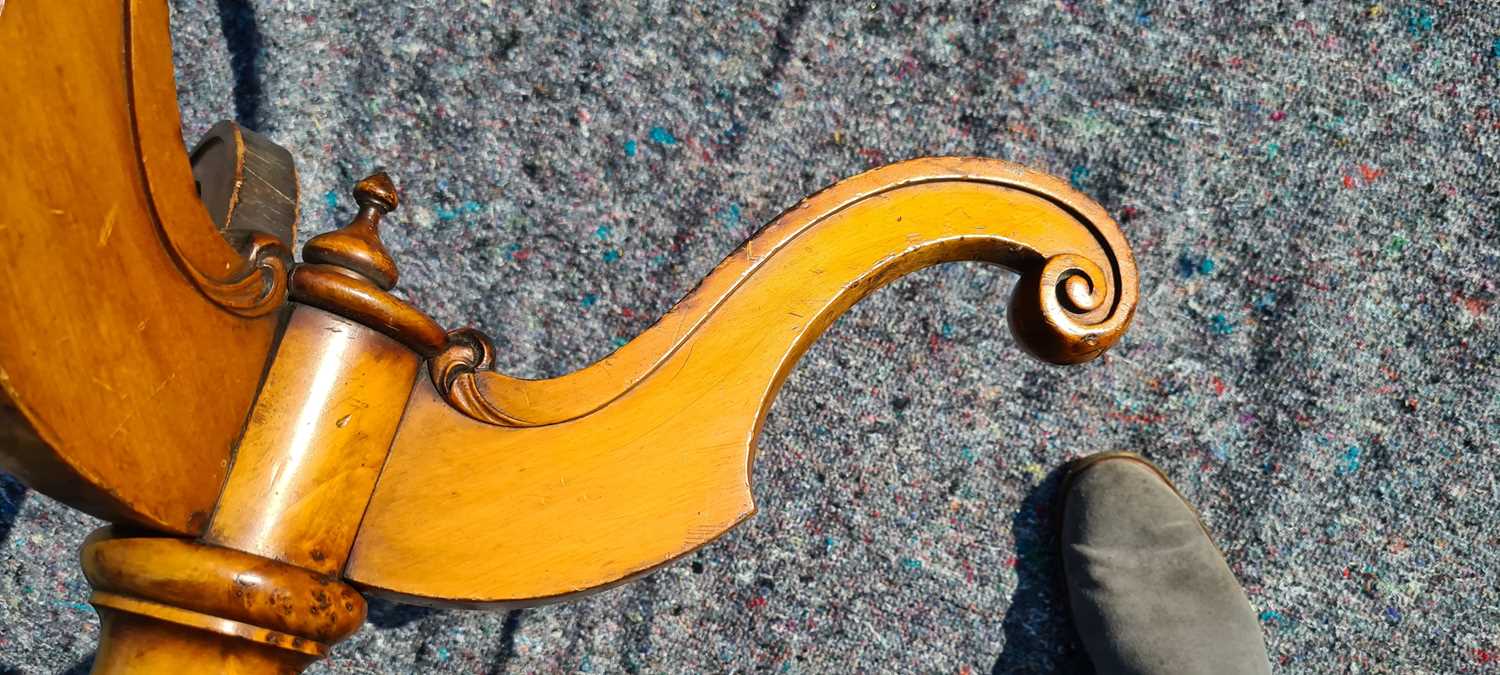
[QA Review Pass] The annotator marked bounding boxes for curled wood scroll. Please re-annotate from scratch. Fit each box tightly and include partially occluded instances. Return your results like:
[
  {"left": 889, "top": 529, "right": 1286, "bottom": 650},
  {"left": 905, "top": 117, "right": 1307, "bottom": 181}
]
[
  {"left": 429, "top": 158, "right": 1133, "bottom": 428},
  {"left": 345, "top": 157, "right": 1138, "bottom": 606},
  {"left": 2, "top": 2, "right": 1139, "bottom": 670},
  {"left": 0, "top": 1, "right": 289, "bottom": 533},
  {"left": 127, "top": 0, "right": 293, "bottom": 316}
]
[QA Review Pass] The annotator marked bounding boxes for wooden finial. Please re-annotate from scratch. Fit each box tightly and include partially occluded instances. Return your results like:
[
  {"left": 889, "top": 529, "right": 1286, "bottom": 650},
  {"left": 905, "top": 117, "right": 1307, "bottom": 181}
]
[
  {"left": 302, "top": 171, "right": 401, "bottom": 289},
  {"left": 352, "top": 171, "right": 400, "bottom": 213}
]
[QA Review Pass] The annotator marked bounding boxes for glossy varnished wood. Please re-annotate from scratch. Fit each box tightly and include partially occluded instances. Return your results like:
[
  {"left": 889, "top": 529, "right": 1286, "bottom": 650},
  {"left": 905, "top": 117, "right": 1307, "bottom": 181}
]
[
  {"left": 202, "top": 306, "right": 420, "bottom": 575},
  {"left": 127, "top": 0, "right": 294, "bottom": 312},
  {"left": 79, "top": 177, "right": 430, "bottom": 672},
  {"left": 0, "top": 0, "right": 286, "bottom": 533},
  {"left": 83, "top": 528, "right": 365, "bottom": 673},
  {"left": 345, "top": 157, "right": 1137, "bottom": 606},
  {"left": 301, "top": 173, "right": 401, "bottom": 289},
  {"left": 92, "top": 611, "right": 317, "bottom": 675},
  {"left": 0, "top": 2, "right": 1142, "bottom": 669},
  {"left": 291, "top": 173, "right": 449, "bottom": 356}
]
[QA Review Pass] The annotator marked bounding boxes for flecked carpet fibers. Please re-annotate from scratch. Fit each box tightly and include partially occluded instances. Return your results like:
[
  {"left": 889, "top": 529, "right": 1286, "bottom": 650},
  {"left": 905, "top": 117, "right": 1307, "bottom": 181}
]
[{"left": 2, "top": 1, "right": 1497, "bottom": 673}]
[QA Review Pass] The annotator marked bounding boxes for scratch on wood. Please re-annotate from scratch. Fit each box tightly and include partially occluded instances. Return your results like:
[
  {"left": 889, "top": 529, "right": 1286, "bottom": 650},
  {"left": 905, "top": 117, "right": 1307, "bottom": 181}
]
[
  {"left": 684, "top": 524, "right": 724, "bottom": 548},
  {"left": 243, "top": 159, "right": 296, "bottom": 204},
  {"left": 89, "top": 376, "right": 118, "bottom": 395},
  {"left": 668, "top": 339, "right": 698, "bottom": 385},
  {"left": 97, "top": 205, "right": 117, "bottom": 247},
  {"left": 150, "top": 373, "right": 177, "bottom": 398},
  {"left": 105, "top": 401, "right": 144, "bottom": 440}
]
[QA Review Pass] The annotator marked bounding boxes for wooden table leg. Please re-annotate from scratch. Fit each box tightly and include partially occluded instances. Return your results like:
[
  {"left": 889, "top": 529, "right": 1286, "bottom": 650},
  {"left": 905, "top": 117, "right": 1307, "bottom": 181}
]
[
  {"left": 82, "top": 530, "right": 364, "bottom": 674},
  {"left": 93, "top": 609, "right": 317, "bottom": 675},
  {"left": 77, "top": 174, "right": 437, "bottom": 673}
]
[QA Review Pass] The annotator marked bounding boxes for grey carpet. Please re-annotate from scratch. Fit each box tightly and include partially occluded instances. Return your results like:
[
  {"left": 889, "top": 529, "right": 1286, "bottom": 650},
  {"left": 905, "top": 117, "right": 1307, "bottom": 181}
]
[{"left": 2, "top": 1, "right": 1497, "bottom": 673}]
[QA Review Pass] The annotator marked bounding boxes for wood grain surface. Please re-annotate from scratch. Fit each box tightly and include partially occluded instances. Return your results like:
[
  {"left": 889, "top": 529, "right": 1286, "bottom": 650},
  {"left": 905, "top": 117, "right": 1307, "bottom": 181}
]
[
  {"left": 0, "top": 0, "right": 287, "bottom": 534},
  {"left": 346, "top": 157, "right": 1137, "bottom": 606}
]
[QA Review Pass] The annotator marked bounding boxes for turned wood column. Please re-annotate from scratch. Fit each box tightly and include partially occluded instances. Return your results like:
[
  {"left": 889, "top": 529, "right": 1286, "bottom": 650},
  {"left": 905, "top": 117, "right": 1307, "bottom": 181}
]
[{"left": 82, "top": 173, "right": 446, "bottom": 674}]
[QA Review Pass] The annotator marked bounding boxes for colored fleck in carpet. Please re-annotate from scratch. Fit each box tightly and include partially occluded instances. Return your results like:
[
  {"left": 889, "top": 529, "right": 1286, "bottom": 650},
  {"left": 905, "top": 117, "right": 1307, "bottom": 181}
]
[{"left": 3, "top": 1, "right": 1497, "bottom": 673}]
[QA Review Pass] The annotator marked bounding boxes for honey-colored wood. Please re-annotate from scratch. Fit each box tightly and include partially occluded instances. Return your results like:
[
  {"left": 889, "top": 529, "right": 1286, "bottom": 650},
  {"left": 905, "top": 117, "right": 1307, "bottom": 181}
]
[
  {"left": 82, "top": 528, "right": 365, "bottom": 673},
  {"left": 0, "top": 0, "right": 286, "bottom": 533},
  {"left": 202, "top": 305, "right": 420, "bottom": 575},
  {"left": 0, "top": 2, "right": 1141, "bottom": 669},
  {"left": 82, "top": 530, "right": 367, "bottom": 651},
  {"left": 78, "top": 175, "right": 431, "bottom": 673},
  {"left": 92, "top": 610, "right": 317, "bottom": 675},
  {"left": 345, "top": 157, "right": 1137, "bottom": 606},
  {"left": 427, "top": 159, "right": 1130, "bottom": 430},
  {"left": 126, "top": 0, "right": 294, "bottom": 315}
]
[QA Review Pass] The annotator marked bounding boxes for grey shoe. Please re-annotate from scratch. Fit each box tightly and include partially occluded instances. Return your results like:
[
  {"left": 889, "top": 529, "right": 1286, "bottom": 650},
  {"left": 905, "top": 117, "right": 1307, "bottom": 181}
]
[{"left": 1059, "top": 452, "right": 1271, "bottom": 675}]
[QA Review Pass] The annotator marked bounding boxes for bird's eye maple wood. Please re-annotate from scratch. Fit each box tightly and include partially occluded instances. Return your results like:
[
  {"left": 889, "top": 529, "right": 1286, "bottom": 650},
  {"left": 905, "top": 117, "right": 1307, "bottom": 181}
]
[{"left": 0, "top": 2, "right": 1138, "bottom": 672}]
